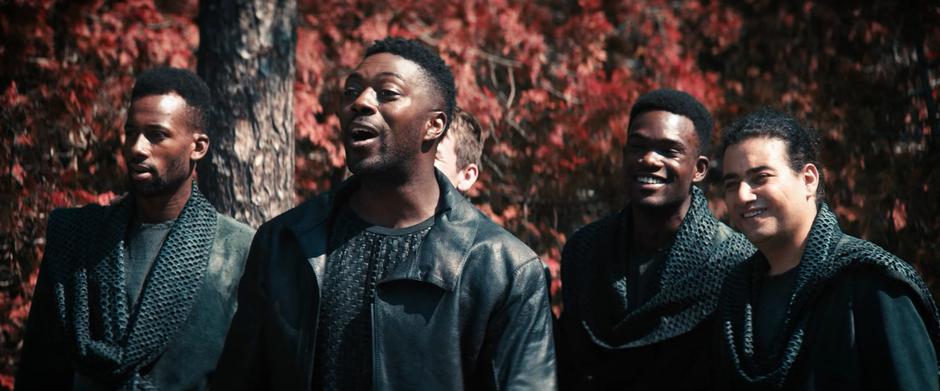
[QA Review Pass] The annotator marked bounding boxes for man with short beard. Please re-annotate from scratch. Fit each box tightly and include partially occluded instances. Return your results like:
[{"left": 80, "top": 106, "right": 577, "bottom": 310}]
[
  {"left": 214, "top": 37, "right": 556, "bottom": 390},
  {"left": 556, "top": 89, "right": 754, "bottom": 390},
  {"left": 716, "top": 109, "right": 939, "bottom": 390},
  {"left": 16, "top": 67, "right": 254, "bottom": 390}
]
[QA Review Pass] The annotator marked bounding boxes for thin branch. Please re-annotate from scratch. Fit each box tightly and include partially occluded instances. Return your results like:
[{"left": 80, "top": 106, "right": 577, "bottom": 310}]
[{"left": 506, "top": 67, "right": 516, "bottom": 109}]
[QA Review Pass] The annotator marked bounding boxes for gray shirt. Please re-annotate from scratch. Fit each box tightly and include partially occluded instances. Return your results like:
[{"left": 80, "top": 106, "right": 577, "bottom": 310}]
[{"left": 124, "top": 219, "right": 175, "bottom": 308}]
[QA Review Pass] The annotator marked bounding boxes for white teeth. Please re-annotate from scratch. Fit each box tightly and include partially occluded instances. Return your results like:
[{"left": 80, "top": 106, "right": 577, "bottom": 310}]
[
  {"left": 636, "top": 176, "right": 666, "bottom": 185},
  {"left": 743, "top": 209, "right": 765, "bottom": 218}
]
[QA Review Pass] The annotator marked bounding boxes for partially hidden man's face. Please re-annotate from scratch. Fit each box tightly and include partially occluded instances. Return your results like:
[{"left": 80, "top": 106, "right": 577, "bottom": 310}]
[
  {"left": 622, "top": 110, "right": 708, "bottom": 209},
  {"left": 721, "top": 136, "right": 819, "bottom": 249},
  {"left": 434, "top": 132, "right": 478, "bottom": 193},
  {"left": 122, "top": 94, "right": 207, "bottom": 196},
  {"left": 340, "top": 52, "right": 444, "bottom": 177}
]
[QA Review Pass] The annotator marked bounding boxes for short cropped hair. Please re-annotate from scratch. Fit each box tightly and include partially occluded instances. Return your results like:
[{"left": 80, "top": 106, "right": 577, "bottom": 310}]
[
  {"left": 364, "top": 37, "right": 456, "bottom": 131},
  {"left": 450, "top": 107, "right": 486, "bottom": 169},
  {"left": 719, "top": 108, "right": 824, "bottom": 199},
  {"left": 628, "top": 89, "right": 714, "bottom": 155},
  {"left": 131, "top": 67, "right": 212, "bottom": 132}
]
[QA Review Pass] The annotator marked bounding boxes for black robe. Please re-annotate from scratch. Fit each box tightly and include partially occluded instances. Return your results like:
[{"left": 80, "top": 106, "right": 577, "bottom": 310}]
[
  {"left": 716, "top": 204, "right": 940, "bottom": 390},
  {"left": 557, "top": 187, "right": 755, "bottom": 390}
]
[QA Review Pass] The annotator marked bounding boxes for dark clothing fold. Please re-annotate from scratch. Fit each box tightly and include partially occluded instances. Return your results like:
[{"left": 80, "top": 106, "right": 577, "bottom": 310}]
[
  {"left": 213, "top": 170, "right": 557, "bottom": 390},
  {"left": 557, "top": 187, "right": 754, "bottom": 390},
  {"left": 16, "top": 186, "right": 254, "bottom": 390},
  {"left": 716, "top": 203, "right": 940, "bottom": 390}
]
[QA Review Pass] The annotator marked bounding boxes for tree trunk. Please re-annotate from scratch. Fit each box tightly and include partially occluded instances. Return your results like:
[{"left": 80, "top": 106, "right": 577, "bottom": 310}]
[{"left": 196, "top": 0, "right": 296, "bottom": 228}]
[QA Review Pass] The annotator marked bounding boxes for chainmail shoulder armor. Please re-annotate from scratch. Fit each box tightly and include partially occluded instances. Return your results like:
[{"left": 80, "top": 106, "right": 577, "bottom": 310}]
[
  {"left": 564, "top": 186, "right": 755, "bottom": 349},
  {"left": 44, "top": 183, "right": 218, "bottom": 390},
  {"left": 719, "top": 203, "right": 940, "bottom": 389}
]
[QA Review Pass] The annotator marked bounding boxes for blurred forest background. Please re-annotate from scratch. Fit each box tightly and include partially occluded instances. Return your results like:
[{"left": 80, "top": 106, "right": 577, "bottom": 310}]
[{"left": 1, "top": 0, "right": 938, "bottom": 387}]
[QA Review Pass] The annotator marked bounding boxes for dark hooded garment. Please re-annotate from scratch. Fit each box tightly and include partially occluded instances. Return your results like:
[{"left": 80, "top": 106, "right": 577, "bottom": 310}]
[
  {"left": 716, "top": 204, "right": 940, "bottom": 390},
  {"left": 557, "top": 187, "right": 755, "bottom": 390}
]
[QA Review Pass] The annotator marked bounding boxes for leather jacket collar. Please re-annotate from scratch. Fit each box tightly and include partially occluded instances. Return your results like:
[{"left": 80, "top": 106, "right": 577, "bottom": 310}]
[{"left": 286, "top": 169, "right": 479, "bottom": 291}]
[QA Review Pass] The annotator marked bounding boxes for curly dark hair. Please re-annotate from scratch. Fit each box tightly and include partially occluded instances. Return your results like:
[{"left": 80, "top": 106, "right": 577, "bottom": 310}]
[
  {"left": 131, "top": 67, "right": 212, "bottom": 132},
  {"left": 364, "top": 37, "right": 456, "bottom": 131},
  {"left": 629, "top": 89, "right": 714, "bottom": 155},
  {"left": 719, "top": 108, "right": 825, "bottom": 199}
]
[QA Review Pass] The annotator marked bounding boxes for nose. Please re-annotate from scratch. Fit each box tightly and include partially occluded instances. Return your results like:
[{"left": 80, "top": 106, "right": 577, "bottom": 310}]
[
  {"left": 125, "top": 132, "right": 149, "bottom": 161},
  {"left": 735, "top": 181, "right": 757, "bottom": 204},
  {"left": 349, "top": 87, "right": 378, "bottom": 115},
  {"left": 638, "top": 150, "right": 663, "bottom": 167}
]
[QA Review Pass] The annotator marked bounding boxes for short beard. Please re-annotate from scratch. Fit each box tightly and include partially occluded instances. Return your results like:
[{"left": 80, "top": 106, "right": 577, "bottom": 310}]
[{"left": 128, "top": 158, "right": 192, "bottom": 197}]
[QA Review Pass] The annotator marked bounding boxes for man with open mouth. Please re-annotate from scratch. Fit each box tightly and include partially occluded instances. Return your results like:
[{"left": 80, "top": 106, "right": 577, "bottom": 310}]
[
  {"left": 715, "top": 109, "right": 939, "bottom": 390},
  {"left": 16, "top": 67, "right": 255, "bottom": 390},
  {"left": 214, "top": 37, "right": 556, "bottom": 390},
  {"left": 556, "top": 89, "right": 754, "bottom": 390}
]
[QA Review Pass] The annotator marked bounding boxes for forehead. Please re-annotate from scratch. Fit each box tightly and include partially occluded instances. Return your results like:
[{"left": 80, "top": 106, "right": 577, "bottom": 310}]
[
  {"left": 723, "top": 136, "right": 790, "bottom": 171},
  {"left": 628, "top": 110, "right": 698, "bottom": 146},
  {"left": 351, "top": 52, "right": 427, "bottom": 86},
  {"left": 129, "top": 94, "right": 188, "bottom": 119}
]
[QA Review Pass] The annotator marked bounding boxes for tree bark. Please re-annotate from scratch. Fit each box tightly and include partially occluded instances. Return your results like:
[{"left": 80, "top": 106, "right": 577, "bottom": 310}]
[{"left": 196, "top": 0, "right": 296, "bottom": 228}]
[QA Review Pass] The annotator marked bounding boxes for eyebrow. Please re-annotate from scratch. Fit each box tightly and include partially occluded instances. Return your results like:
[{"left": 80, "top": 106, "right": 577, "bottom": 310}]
[
  {"left": 346, "top": 71, "right": 407, "bottom": 83},
  {"left": 721, "top": 165, "right": 774, "bottom": 181},
  {"left": 627, "top": 133, "right": 686, "bottom": 149}
]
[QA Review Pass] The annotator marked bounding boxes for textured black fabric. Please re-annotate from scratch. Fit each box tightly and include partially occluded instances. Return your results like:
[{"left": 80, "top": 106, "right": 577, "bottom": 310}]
[
  {"left": 566, "top": 186, "right": 754, "bottom": 348},
  {"left": 44, "top": 183, "right": 217, "bottom": 390},
  {"left": 753, "top": 264, "right": 798, "bottom": 358},
  {"left": 626, "top": 249, "right": 668, "bottom": 312},
  {"left": 558, "top": 186, "right": 755, "bottom": 390},
  {"left": 312, "top": 207, "right": 433, "bottom": 391},
  {"left": 718, "top": 203, "right": 940, "bottom": 389}
]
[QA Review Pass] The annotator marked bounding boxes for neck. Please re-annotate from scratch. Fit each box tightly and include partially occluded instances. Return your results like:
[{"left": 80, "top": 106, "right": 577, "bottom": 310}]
[
  {"left": 349, "top": 167, "right": 440, "bottom": 229},
  {"left": 134, "top": 177, "right": 193, "bottom": 224},
  {"left": 760, "top": 213, "right": 816, "bottom": 276},
  {"left": 629, "top": 194, "right": 692, "bottom": 253}
]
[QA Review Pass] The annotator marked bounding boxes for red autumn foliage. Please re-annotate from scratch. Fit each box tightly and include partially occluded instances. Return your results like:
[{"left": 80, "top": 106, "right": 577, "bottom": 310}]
[{"left": 1, "top": 0, "right": 938, "bottom": 387}]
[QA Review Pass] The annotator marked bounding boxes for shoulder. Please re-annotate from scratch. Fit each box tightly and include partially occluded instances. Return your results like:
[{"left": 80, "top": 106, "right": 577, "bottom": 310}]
[
  {"left": 711, "top": 221, "right": 756, "bottom": 265},
  {"left": 562, "top": 212, "right": 620, "bottom": 261},
  {"left": 467, "top": 208, "right": 540, "bottom": 269},
  {"left": 215, "top": 213, "right": 255, "bottom": 246},
  {"left": 568, "top": 212, "right": 620, "bottom": 246},
  {"left": 253, "top": 190, "right": 333, "bottom": 238},
  {"left": 833, "top": 234, "right": 925, "bottom": 289},
  {"left": 45, "top": 203, "right": 115, "bottom": 244}
]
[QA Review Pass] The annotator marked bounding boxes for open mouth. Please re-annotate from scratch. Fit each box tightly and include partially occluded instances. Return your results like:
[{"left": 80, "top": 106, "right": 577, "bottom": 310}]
[
  {"left": 635, "top": 175, "right": 667, "bottom": 185},
  {"left": 741, "top": 207, "right": 767, "bottom": 218},
  {"left": 348, "top": 122, "right": 379, "bottom": 143}
]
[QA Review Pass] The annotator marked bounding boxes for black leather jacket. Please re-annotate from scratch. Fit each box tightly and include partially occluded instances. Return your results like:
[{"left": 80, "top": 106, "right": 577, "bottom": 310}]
[{"left": 213, "top": 171, "right": 557, "bottom": 390}]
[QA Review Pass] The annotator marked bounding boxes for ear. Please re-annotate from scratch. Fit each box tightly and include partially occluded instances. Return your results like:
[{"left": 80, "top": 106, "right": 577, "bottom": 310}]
[
  {"left": 423, "top": 111, "right": 447, "bottom": 141},
  {"left": 801, "top": 163, "right": 819, "bottom": 201},
  {"left": 191, "top": 131, "right": 209, "bottom": 161},
  {"left": 692, "top": 155, "right": 709, "bottom": 183},
  {"left": 455, "top": 163, "right": 480, "bottom": 193}
]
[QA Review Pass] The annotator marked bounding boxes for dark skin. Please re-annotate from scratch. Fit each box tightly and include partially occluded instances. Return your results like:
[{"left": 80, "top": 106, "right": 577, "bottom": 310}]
[
  {"left": 340, "top": 52, "right": 447, "bottom": 228},
  {"left": 123, "top": 94, "right": 209, "bottom": 223},
  {"left": 622, "top": 110, "right": 708, "bottom": 253}
]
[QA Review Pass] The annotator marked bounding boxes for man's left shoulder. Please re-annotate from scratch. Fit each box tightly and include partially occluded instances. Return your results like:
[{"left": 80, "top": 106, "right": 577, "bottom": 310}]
[
  {"left": 214, "top": 213, "right": 256, "bottom": 250},
  {"left": 709, "top": 220, "right": 756, "bottom": 264},
  {"left": 462, "top": 209, "right": 540, "bottom": 272}
]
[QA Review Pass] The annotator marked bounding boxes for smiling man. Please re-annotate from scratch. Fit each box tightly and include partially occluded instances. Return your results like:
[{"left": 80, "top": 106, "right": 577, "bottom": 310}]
[
  {"left": 214, "top": 37, "right": 556, "bottom": 390},
  {"left": 15, "top": 67, "right": 254, "bottom": 390},
  {"left": 556, "top": 89, "right": 753, "bottom": 390},
  {"left": 715, "top": 109, "right": 940, "bottom": 390}
]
